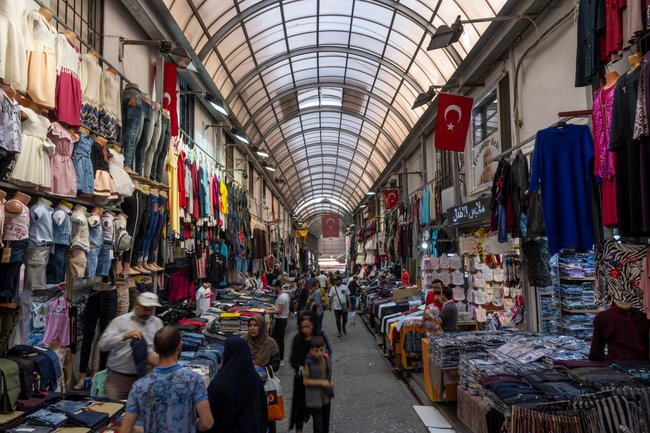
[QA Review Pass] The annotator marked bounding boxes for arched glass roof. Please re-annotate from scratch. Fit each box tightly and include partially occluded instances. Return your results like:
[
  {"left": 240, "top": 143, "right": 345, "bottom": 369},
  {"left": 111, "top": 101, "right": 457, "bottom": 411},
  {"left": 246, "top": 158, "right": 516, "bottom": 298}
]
[{"left": 162, "top": 0, "right": 508, "bottom": 220}]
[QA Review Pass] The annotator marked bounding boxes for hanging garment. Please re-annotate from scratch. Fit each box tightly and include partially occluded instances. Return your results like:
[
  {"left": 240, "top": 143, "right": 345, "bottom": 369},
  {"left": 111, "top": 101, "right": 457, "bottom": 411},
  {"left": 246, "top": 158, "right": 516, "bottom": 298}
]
[
  {"left": 594, "top": 240, "right": 648, "bottom": 309},
  {"left": 10, "top": 107, "right": 54, "bottom": 188},
  {"left": 80, "top": 53, "right": 102, "bottom": 131},
  {"left": 72, "top": 130, "right": 94, "bottom": 194},
  {"left": 24, "top": 10, "right": 57, "bottom": 109},
  {"left": 99, "top": 70, "right": 121, "bottom": 140},
  {"left": 54, "top": 34, "right": 81, "bottom": 127},
  {"left": 592, "top": 85, "right": 618, "bottom": 227},
  {"left": 575, "top": 0, "right": 606, "bottom": 87},
  {"left": 91, "top": 140, "right": 118, "bottom": 199},
  {"left": 0, "top": 0, "right": 26, "bottom": 92},
  {"left": 167, "top": 145, "right": 180, "bottom": 234},
  {"left": 48, "top": 122, "right": 77, "bottom": 197},
  {"left": 108, "top": 148, "right": 134, "bottom": 197},
  {"left": 529, "top": 125, "right": 594, "bottom": 255}
]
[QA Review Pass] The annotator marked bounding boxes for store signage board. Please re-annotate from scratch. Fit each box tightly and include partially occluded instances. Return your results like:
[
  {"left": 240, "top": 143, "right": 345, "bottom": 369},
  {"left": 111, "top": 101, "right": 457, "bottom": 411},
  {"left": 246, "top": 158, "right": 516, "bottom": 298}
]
[{"left": 448, "top": 196, "right": 492, "bottom": 226}]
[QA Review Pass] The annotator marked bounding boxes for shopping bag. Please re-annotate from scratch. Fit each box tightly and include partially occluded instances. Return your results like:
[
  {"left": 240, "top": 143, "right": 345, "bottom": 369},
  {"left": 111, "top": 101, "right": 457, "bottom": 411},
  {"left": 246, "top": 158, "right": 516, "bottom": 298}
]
[
  {"left": 348, "top": 311, "right": 356, "bottom": 325},
  {"left": 265, "top": 372, "right": 285, "bottom": 421}
]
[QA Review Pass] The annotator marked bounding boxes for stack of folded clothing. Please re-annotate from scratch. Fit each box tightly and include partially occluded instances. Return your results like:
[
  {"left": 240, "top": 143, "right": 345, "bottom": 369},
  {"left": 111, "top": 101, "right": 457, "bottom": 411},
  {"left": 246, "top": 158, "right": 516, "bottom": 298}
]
[{"left": 219, "top": 312, "right": 241, "bottom": 333}]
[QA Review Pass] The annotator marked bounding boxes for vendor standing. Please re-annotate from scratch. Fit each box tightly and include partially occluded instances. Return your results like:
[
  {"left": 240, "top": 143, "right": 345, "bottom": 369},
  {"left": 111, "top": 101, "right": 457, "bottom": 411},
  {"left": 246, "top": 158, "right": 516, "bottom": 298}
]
[{"left": 98, "top": 292, "right": 164, "bottom": 400}]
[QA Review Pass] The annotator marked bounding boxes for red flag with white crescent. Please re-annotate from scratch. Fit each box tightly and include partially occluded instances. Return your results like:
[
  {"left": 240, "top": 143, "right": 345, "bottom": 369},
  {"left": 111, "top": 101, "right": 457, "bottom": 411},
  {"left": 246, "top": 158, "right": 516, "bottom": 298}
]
[
  {"left": 385, "top": 189, "right": 399, "bottom": 209},
  {"left": 321, "top": 214, "right": 340, "bottom": 238},
  {"left": 434, "top": 93, "right": 474, "bottom": 152}
]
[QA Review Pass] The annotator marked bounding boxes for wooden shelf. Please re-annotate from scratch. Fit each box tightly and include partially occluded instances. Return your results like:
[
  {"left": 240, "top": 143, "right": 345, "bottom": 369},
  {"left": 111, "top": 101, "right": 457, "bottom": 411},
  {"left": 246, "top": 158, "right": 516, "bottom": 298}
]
[
  {"left": 559, "top": 276, "right": 595, "bottom": 282},
  {"left": 562, "top": 307, "right": 602, "bottom": 314}
]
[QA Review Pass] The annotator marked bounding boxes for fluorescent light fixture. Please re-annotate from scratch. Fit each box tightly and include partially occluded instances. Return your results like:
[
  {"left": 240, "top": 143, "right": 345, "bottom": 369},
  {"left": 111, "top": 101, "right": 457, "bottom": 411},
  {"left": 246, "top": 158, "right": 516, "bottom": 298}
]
[
  {"left": 254, "top": 147, "right": 269, "bottom": 158},
  {"left": 231, "top": 128, "right": 249, "bottom": 145},
  {"left": 360, "top": 204, "right": 367, "bottom": 208},
  {"left": 205, "top": 94, "right": 228, "bottom": 116},
  {"left": 412, "top": 86, "right": 438, "bottom": 109},
  {"left": 366, "top": 191, "right": 376, "bottom": 196},
  {"left": 263, "top": 163, "right": 275, "bottom": 172},
  {"left": 428, "top": 17, "right": 463, "bottom": 50}
]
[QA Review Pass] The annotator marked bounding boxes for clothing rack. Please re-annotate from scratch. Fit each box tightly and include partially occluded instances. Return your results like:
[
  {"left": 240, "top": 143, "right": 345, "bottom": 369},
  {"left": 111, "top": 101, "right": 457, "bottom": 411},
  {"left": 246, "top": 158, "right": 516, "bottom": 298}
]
[{"left": 0, "top": 181, "right": 122, "bottom": 212}]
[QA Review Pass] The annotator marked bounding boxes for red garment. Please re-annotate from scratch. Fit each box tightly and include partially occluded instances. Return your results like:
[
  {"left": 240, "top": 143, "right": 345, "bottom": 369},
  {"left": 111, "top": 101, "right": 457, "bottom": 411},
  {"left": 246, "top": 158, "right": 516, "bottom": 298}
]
[
  {"left": 401, "top": 270, "right": 410, "bottom": 286},
  {"left": 208, "top": 175, "right": 214, "bottom": 218},
  {"left": 167, "top": 271, "right": 195, "bottom": 302},
  {"left": 178, "top": 150, "right": 187, "bottom": 209},
  {"left": 605, "top": 0, "right": 624, "bottom": 55},
  {"left": 212, "top": 174, "right": 220, "bottom": 222},
  {"left": 425, "top": 291, "right": 443, "bottom": 311},
  {"left": 589, "top": 305, "right": 649, "bottom": 362},
  {"left": 261, "top": 273, "right": 268, "bottom": 289},
  {"left": 192, "top": 161, "right": 199, "bottom": 220},
  {"left": 177, "top": 318, "right": 207, "bottom": 328},
  {"left": 602, "top": 177, "right": 618, "bottom": 227},
  {"left": 163, "top": 62, "right": 179, "bottom": 136}
]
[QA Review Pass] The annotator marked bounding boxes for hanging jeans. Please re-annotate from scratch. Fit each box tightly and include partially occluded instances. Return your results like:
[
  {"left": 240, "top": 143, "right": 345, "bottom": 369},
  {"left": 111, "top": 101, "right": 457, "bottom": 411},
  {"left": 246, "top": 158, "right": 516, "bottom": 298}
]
[
  {"left": 148, "top": 196, "right": 167, "bottom": 263},
  {"left": 134, "top": 101, "right": 153, "bottom": 174},
  {"left": 121, "top": 86, "right": 144, "bottom": 168},
  {"left": 334, "top": 309, "right": 348, "bottom": 335},
  {"left": 131, "top": 193, "right": 152, "bottom": 265},
  {"left": 0, "top": 239, "right": 28, "bottom": 302},
  {"left": 46, "top": 244, "right": 68, "bottom": 284},
  {"left": 139, "top": 194, "right": 159, "bottom": 261},
  {"left": 78, "top": 288, "right": 117, "bottom": 374},
  {"left": 143, "top": 109, "right": 162, "bottom": 178},
  {"left": 271, "top": 318, "right": 287, "bottom": 360},
  {"left": 152, "top": 115, "right": 171, "bottom": 182},
  {"left": 122, "top": 191, "right": 147, "bottom": 264}
]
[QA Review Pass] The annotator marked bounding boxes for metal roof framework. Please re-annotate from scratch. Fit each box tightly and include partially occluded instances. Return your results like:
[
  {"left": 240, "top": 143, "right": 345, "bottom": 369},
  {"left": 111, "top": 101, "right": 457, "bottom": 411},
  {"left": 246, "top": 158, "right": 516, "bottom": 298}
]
[{"left": 161, "top": 0, "right": 507, "bottom": 225}]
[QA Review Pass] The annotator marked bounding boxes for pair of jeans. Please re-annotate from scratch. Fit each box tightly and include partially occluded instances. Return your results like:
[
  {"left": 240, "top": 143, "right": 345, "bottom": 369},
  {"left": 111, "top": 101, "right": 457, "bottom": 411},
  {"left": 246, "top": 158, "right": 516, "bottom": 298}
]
[
  {"left": 143, "top": 109, "right": 162, "bottom": 178},
  {"left": 334, "top": 309, "right": 348, "bottom": 335},
  {"left": 50, "top": 399, "right": 89, "bottom": 414},
  {"left": 84, "top": 246, "right": 100, "bottom": 279},
  {"left": 152, "top": 115, "right": 171, "bottom": 182},
  {"left": 309, "top": 403, "right": 331, "bottom": 433},
  {"left": 27, "top": 409, "right": 68, "bottom": 427},
  {"left": 24, "top": 244, "right": 50, "bottom": 291},
  {"left": 96, "top": 242, "right": 114, "bottom": 277},
  {"left": 79, "top": 289, "right": 117, "bottom": 374},
  {"left": 0, "top": 239, "right": 28, "bottom": 301},
  {"left": 130, "top": 338, "right": 148, "bottom": 378},
  {"left": 46, "top": 243, "right": 68, "bottom": 284},
  {"left": 139, "top": 194, "right": 159, "bottom": 261},
  {"left": 271, "top": 317, "right": 287, "bottom": 360},
  {"left": 121, "top": 86, "right": 144, "bottom": 168},
  {"left": 67, "top": 410, "right": 108, "bottom": 429},
  {"left": 122, "top": 191, "right": 147, "bottom": 263},
  {"left": 134, "top": 101, "right": 153, "bottom": 174},
  {"left": 148, "top": 196, "right": 167, "bottom": 263},
  {"left": 131, "top": 193, "right": 152, "bottom": 266}
]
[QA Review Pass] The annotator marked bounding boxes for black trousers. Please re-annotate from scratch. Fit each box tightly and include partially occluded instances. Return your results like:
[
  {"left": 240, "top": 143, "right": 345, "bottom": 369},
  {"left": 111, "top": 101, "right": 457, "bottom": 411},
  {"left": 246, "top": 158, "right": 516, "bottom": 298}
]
[
  {"left": 309, "top": 403, "right": 331, "bottom": 433},
  {"left": 79, "top": 290, "right": 117, "bottom": 373},
  {"left": 334, "top": 309, "right": 348, "bottom": 334},
  {"left": 271, "top": 318, "right": 287, "bottom": 360}
]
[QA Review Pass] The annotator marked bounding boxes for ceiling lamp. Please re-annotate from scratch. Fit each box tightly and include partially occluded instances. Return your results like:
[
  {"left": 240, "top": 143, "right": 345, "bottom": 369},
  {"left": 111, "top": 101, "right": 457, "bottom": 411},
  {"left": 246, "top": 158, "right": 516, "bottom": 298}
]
[
  {"left": 204, "top": 94, "right": 228, "bottom": 116},
  {"left": 254, "top": 147, "right": 269, "bottom": 158},
  {"left": 360, "top": 204, "right": 367, "bottom": 208},
  {"left": 231, "top": 128, "right": 249, "bottom": 145},
  {"left": 428, "top": 15, "right": 534, "bottom": 50},
  {"left": 366, "top": 191, "right": 376, "bottom": 196},
  {"left": 412, "top": 86, "right": 439, "bottom": 109},
  {"left": 263, "top": 163, "right": 276, "bottom": 172}
]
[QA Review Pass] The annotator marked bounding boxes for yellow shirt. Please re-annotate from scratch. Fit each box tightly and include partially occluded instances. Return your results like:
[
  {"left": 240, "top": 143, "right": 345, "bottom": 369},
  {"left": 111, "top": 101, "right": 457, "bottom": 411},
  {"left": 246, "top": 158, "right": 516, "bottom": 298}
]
[
  {"left": 219, "top": 179, "right": 228, "bottom": 215},
  {"left": 166, "top": 147, "right": 180, "bottom": 234}
]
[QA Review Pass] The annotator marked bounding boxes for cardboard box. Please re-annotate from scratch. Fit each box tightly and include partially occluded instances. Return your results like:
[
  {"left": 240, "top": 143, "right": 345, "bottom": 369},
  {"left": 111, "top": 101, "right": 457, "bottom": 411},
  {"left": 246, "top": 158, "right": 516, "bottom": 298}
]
[{"left": 393, "top": 286, "right": 419, "bottom": 300}]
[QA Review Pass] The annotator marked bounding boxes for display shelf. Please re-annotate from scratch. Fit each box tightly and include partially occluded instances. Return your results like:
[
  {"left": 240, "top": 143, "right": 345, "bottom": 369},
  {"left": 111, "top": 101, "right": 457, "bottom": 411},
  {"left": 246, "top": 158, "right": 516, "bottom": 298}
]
[
  {"left": 562, "top": 308, "right": 602, "bottom": 314},
  {"left": 559, "top": 276, "right": 595, "bottom": 282}
]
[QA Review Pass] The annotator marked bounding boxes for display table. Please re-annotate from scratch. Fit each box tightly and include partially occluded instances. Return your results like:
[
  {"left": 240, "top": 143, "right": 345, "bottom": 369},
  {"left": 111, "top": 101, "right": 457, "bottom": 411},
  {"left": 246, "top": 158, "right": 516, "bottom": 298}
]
[
  {"left": 423, "top": 338, "right": 459, "bottom": 401},
  {"left": 457, "top": 387, "right": 489, "bottom": 433}
]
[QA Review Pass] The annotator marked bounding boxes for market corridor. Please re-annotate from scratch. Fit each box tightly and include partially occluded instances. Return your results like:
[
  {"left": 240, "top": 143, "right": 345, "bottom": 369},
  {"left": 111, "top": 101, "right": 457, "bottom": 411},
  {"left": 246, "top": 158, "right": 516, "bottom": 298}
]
[{"left": 275, "top": 311, "right": 437, "bottom": 433}]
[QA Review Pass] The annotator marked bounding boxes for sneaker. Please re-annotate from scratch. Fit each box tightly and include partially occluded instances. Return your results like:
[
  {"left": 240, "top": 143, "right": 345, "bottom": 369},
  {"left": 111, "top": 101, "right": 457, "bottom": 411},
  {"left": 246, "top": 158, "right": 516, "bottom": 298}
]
[
  {"left": 337, "top": 333, "right": 342, "bottom": 337},
  {"left": 280, "top": 361, "right": 285, "bottom": 367}
]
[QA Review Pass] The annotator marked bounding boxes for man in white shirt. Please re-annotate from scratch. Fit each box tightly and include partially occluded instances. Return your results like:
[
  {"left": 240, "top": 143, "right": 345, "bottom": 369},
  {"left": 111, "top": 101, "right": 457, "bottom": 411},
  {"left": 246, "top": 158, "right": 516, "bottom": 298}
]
[
  {"left": 195, "top": 283, "right": 213, "bottom": 316},
  {"left": 317, "top": 271, "right": 328, "bottom": 289},
  {"left": 265, "top": 279, "right": 291, "bottom": 364},
  {"left": 328, "top": 275, "right": 351, "bottom": 337},
  {"left": 99, "top": 292, "right": 164, "bottom": 400}
]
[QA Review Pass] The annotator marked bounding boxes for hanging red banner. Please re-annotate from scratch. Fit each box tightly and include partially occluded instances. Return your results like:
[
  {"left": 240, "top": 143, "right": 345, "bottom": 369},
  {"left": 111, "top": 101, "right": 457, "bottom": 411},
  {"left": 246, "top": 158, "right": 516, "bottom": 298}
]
[
  {"left": 385, "top": 189, "right": 399, "bottom": 209},
  {"left": 434, "top": 92, "right": 474, "bottom": 152},
  {"left": 321, "top": 214, "right": 340, "bottom": 238}
]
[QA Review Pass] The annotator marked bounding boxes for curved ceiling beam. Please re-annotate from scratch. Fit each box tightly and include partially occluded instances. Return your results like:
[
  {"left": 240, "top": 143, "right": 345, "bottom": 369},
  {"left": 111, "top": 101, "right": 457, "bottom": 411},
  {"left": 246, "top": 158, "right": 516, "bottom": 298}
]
[
  {"left": 229, "top": 46, "right": 425, "bottom": 105},
  {"left": 256, "top": 106, "right": 400, "bottom": 151},
  {"left": 266, "top": 128, "right": 390, "bottom": 166},
  {"left": 279, "top": 153, "right": 378, "bottom": 185},
  {"left": 260, "top": 112, "right": 399, "bottom": 153},
  {"left": 298, "top": 207, "right": 352, "bottom": 227},
  {"left": 196, "top": 0, "right": 462, "bottom": 66},
  {"left": 280, "top": 178, "right": 366, "bottom": 206}
]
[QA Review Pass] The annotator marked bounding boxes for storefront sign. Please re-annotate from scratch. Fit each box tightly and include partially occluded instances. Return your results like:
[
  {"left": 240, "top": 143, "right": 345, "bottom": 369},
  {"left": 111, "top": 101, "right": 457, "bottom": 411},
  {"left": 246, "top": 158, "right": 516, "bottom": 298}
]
[
  {"left": 448, "top": 196, "right": 492, "bottom": 226},
  {"left": 297, "top": 229, "right": 309, "bottom": 237}
]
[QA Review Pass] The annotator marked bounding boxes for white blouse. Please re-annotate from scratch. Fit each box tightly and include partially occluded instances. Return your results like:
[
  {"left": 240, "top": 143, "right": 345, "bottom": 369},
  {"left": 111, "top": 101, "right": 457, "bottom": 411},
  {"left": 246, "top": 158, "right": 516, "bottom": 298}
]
[
  {"left": 100, "top": 70, "right": 121, "bottom": 125},
  {"left": 55, "top": 34, "right": 80, "bottom": 79},
  {"left": 80, "top": 53, "right": 102, "bottom": 108}
]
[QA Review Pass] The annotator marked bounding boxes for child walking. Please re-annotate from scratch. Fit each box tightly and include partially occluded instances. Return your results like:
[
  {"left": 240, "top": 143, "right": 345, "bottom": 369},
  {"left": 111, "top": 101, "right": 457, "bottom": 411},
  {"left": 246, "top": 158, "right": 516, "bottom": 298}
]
[{"left": 303, "top": 336, "right": 335, "bottom": 433}]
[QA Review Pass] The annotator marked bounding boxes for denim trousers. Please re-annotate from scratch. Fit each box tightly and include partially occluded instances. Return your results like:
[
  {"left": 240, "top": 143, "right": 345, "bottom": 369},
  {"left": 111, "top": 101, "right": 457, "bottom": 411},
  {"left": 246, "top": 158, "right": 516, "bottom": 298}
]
[
  {"left": 143, "top": 109, "right": 162, "bottom": 178},
  {"left": 121, "top": 87, "right": 144, "bottom": 168},
  {"left": 84, "top": 246, "right": 100, "bottom": 279},
  {"left": 334, "top": 309, "right": 348, "bottom": 334},
  {"left": 148, "top": 196, "right": 167, "bottom": 262},
  {"left": 27, "top": 409, "right": 68, "bottom": 427},
  {"left": 134, "top": 101, "right": 153, "bottom": 174},
  {"left": 0, "top": 239, "right": 28, "bottom": 301},
  {"left": 152, "top": 115, "right": 171, "bottom": 182},
  {"left": 122, "top": 190, "right": 147, "bottom": 263},
  {"left": 309, "top": 403, "right": 331, "bottom": 433},
  {"left": 96, "top": 242, "right": 114, "bottom": 277},
  {"left": 131, "top": 193, "right": 152, "bottom": 265},
  {"left": 24, "top": 244, "right": 50, "bottom": 291},
  {"left": 46, "top": 244, "right": 68, "bottom": 284},
  {"left": 139, "top": 194, "right": 159, "bottom": 261},
  {"left": 79, "top": 289, "right": 117, "bottom": 374}
]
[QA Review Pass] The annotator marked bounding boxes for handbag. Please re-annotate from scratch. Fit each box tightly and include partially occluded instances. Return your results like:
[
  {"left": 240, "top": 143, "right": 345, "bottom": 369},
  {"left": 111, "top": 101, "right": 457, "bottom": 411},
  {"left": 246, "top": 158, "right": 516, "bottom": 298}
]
[
  {"left": 264, "top": 367, "right": 285, "bottom": 421},
  {"left": 333, "top": 286, "right": 348, "bottom": 311},
  {"left": 348, "top": 311, "right": 356, "bottom": 325}
]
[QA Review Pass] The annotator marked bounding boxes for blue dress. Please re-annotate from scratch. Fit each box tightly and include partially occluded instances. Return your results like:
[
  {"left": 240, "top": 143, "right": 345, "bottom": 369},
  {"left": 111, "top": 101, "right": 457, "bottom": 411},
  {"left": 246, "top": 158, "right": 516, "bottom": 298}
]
[
  {"left": 529, "top": 125, "right": 594, "bottom": 255},
  {"left": 72, "top": 131, "right": 94, "bottom": 194}
]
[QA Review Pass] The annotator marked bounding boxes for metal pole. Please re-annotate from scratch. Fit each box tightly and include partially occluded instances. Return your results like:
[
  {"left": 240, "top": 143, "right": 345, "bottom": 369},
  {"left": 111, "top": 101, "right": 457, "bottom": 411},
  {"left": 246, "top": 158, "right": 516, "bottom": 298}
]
[{"left": 452, "top": 152, "right": 461, "bottom": 205}]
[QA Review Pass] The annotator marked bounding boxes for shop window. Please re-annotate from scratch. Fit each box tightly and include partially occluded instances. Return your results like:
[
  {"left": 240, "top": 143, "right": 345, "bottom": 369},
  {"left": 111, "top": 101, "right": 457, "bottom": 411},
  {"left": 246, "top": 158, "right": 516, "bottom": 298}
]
[
  {"left": 472, "top": 89, "right": 498, "bottom": 145},
  {"left": 179, "top": 77, "right": 194, "bottom": 138},
  {"left": 435, "top": 150, "right": 453, "bottom": 190},
  {"left": 52, "top": 0, "right": 104, "bottom": 53}
]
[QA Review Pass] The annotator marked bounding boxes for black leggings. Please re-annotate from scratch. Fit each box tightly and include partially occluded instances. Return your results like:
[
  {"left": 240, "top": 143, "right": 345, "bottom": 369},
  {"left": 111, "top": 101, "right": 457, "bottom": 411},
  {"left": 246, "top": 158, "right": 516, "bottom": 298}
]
[
  {"left": 271, "top": 318, "right": 287, "bottom": 360},
  {"left": 334, "top": 310, "right": 348, "bottom": 334},
  {"left": 79, "top": 290, "right": 117, "bottom": 373}
]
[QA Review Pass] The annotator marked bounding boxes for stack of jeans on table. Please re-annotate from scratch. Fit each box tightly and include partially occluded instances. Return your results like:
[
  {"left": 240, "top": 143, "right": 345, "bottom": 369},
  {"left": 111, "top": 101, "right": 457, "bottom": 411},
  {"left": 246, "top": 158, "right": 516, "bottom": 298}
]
[{"left": 428, "top": 331, "right": 516, "bottom": 368}]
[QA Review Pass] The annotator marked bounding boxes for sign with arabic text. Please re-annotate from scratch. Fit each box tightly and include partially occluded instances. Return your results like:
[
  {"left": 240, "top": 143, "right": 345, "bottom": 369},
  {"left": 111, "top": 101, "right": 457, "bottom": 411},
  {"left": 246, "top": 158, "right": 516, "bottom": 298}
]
[{"left": 448, "top": 196, "right": 492, "bottom": 226}]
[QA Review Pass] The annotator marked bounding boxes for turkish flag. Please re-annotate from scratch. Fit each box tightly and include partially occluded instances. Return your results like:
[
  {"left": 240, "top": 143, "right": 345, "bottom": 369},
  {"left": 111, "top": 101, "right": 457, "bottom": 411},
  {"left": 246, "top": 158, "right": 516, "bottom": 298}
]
[
  {"left": 385, "top": 189, "right": 399, "bottom": 209},
  {"left": 321, "top": 214, "right": 340, "bottom": 238},
  {"left": 163, "top": 61, "right": 179, "bottom": 136},
  {"left": 434, "top": 93, "right": 474, "bottom": 152}
]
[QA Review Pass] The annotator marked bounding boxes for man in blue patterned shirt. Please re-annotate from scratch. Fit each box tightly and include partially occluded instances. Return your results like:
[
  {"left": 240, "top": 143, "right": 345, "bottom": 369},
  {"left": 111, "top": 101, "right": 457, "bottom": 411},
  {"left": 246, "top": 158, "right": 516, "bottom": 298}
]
[{"left": 121, "top": 326, "right": 214, "bottom": 433}]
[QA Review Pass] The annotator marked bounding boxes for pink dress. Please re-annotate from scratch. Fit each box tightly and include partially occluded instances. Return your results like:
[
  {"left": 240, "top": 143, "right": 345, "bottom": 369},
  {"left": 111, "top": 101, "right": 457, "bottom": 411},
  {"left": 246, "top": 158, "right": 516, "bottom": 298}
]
[
  {"left": 592, "top": 86, "right": 617, "bottom": 227},
  {"left": 55, "top": 35, "right": 81, "bottom": 127},
  {"left": 48, "top": 122, "right": 77, "bottom": 197}
]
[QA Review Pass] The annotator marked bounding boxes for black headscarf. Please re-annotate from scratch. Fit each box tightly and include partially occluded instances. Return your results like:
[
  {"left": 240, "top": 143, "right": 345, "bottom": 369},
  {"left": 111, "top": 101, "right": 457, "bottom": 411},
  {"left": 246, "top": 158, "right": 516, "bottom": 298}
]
[{"left": 207, "top": 337, "right": 268, "bottom": 433}]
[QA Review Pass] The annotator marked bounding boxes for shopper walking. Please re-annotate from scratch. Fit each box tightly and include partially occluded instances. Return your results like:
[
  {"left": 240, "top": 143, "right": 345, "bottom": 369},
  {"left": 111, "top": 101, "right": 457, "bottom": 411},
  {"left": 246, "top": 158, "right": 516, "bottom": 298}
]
[
  {"left": 347, "top": 276, "right": 359, "bottom": 311},
  {"left": 207, "top": 337, "right": 268, "bottom": 433},
  {"left": 121, "top": 326, "right": 214, "bottom": 433},
  {"left": 265, "top": 279, "right": 291, "bottom": 362},
  {"left": 439, "top": 286, "right": 459, "bottom": 332},
  {"left": 247, "top": 316, "right": 280, "bottom": 371},
  {"left": 328, "top": 275, "right": 351, "bottom": 337},
  {"left": 307, "top": 280, "right": 324, "bottom": 333},
  {"left": 289, "top": 312, "right": 332, "bottom": 433},
  {"left": 97, "top": 292, "right": 164, "bottom": 400},
  {"left": 317, "top": 271, "right": 327, "bottom": 290},
  {"left": 303, "top": 336, "right": 335, "bottom": 433}
]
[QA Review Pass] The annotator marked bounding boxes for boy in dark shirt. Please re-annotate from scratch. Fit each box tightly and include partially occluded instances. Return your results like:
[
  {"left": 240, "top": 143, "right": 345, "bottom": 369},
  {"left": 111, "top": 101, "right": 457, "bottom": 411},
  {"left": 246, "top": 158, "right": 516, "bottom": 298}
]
[{"left": 303, "top": 336, "right": 335, "bottom": 433}]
